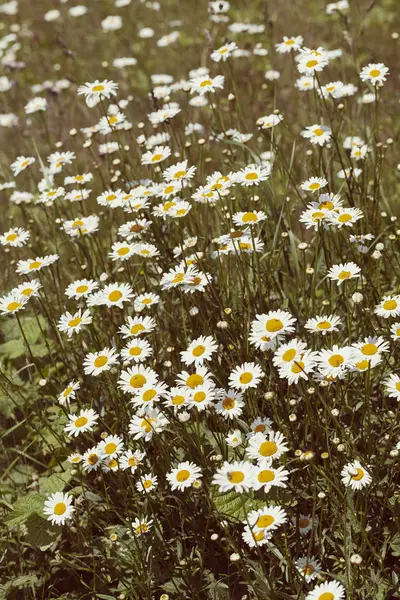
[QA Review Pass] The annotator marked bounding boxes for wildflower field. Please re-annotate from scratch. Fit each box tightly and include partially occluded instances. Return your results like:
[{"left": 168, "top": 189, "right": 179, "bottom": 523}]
[{"left": 1, "top": 0, "right": 400, "bottom": 598}]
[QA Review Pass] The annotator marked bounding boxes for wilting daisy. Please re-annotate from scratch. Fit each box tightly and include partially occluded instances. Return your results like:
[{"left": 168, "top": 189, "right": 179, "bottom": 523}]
[
  {"left": 77, "top": 79, "right": 118, "bottom": 107},
  {"left": 57, "top": 309, "right": 92, "bottom": 338},
  {"left": 247, "top": 431, "right": 289, "bottom": 461},
  {"left": 375, "top": 295, "right": 400, "bottom": 318},
  {"left": 166, "top": 461, "right": 202, "bottom": 491},
  {"left": 132, "top": 517, "right": 153, "bottom": 536},
  {"left": 64, "top": 408, "right": 99, "bottom": 437},
  {"left": 341, "top": 460, "right": 372, "bottom": 490},
  {"left": 43, "top": 492, "right": 74, "bottom": 526},
  {"left": 83, "top": 347, "right": 119, "bottom": 376},
  {"left": 306, "top": 580, "right": 345, "bottom": 600},
  {"left": 295, "top": 556, "right": 322, "bottom": 582},
  {"left": 360, "top": 62, "right": 389, "bottom": 86},
  {"left": 229, "top": 362, "right": 263, "bottom": 391},
  {"left": 327, "top": 262, "right": 361, "bottom": 286},
  {"left": 181, "top": 335, "right": 218, "bottom": 367},
  {"left": 212, "top": 461, "right": 253, "bottom": 492}
]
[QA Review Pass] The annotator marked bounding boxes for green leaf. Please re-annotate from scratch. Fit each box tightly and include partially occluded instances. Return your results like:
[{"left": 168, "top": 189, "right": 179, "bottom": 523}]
[
  {"left": 24, "top": 513, "right": 58, "bottom": 548},
  {"left": 6, "top": 493, "right": 45, "bottom": 527},
  {"left": 0, "top": 339, "right": 26, "bottom": 359},
  {"left": 389, "top": 534, "right": 400, "bottom": 557},
  {"left": 39, "top": 468, "right": 73, "bottom": 495},
  {"left": 213, "top": 491, "right": 266, "bottom": 522}
]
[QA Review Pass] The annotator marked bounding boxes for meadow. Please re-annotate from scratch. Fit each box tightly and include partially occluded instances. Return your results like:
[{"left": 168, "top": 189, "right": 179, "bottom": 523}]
[{"left": 1, "top": 0, "right": 400, "bottom": 598}]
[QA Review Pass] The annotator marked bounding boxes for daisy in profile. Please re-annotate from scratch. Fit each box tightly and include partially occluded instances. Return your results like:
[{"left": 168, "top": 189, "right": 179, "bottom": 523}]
[
  {"left": 166, "top": 461, "right": 202, "bottom": 491},
  {"left": 65, "top": 279, "right": 98, "bottom": 299},
  {"left": 43, "top": 492, "right": 74, "bottom": 526},
  {"left": 360, "top": 62, "right": 389, "bottom": 87},
  {"left": 375, "top": 295, "right": 400, "bottom": 318},
  {"left": 64, "top": 408, "right": 99, "bottom": 437},
  {"left": 58, "top": 380, "right": 80, "bottom": 405},
  {"left": 212, "top": 460, "right": 253, "bottom": 492},
  {"left": 383, "top": 373, "right": 400, "bottom": 400},
  {"left": 190, "top": 74, "right": 225, "bottom": 95},
  {"left": 327, "top": 262, "right": 361, "bottom": 286},
  {"left": 10, "top": 156, "right": 36, "bottom": 176},
  {"left": 181, "top": 335, "right": 218, "bottom": 367},
  {"left": 211, "top": 41, "right": 238, "bottom": 62},
  {"left": 275, "top": 35, "right": 303, "bottom": 53},
  {"left": 82, "top": 447, "right": 104, "bottom": 472},
  {"left": 247, "top": 431, "right": 289, "bottom": 461},
  {"left": 295, "top": 556, "right": 322, "bottom": 582},
  {"left": 0, "top": 227, "right": 30, "bottom": 247},
  {"left": 251, "top": 459, "right": 290, "bottom": 493},
  {"left": 120, "top": 449, "right": 145, "bottom": 473},
  {"left": 301, "top": 177, "right": 328, "bottom": 193},
  {"left": 83, "top": 347, "right": 119, "bottom": 376},
  {"left": 306, "top": 580, "right": 345, "bottom": 600},
  {"left": 236, "top": 164, "right": 270, "bottom": 186},
  {"left": 215, "top": 389, "right": 244, "bottom": 419},
  {"left": 136, "top": 473, "right": 158, "bottom": 493},
  {"left": 141, "top": 145, "right": 171, "bottom": 165},
  {"left": 229, "top": 362, "right": 263, "bottom": 391},
  {"left": 256, "top": 113, "right": 283, "bottom": 129},
  {"left": 341, "top": 460, "right": 372, "bottom": 490},
  {"left": 119, "top": 315, "right": 156, "bottom": 338},
  {"left": 57, "top": 309, "right": 92, "bottom": 338},
  {"left": 301, "top": 124, "right": 332, "bottom": 146},
  {"left": 16, "top": 279, "right": 42, "bottom": 299},
  {"left": 129, "top": 409, "right": 169, "bottom": 441},
  {"left": 121, "top": 339, "right": 152, "bottom": 364},
  {"left": 0, "top": 292, "right": 28, "bottom": 315},
  {"left": 305, "top": 314, "right": 342, "bottom": 335},
  {"left": 245, "top": 505, "right": 287, "bottom": 532},
  {"left": 16, "top": 254, "right": 59, "bottom": 275},
  {"left": 232, "top": 210, "right": 267, "bottom": 227},
  {"left": 132, "top": 517, "right": 153, "bottom": 536},
  {"left": 77, "top": 79, "right": 118, "bottom": 107}
]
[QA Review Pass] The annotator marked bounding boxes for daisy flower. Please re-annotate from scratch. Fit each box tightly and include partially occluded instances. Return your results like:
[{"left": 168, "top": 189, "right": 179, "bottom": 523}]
[
  {"left": 256, "top": 113, "right": 283, "bottom": 129},
  {"left": 305, "top": 314, "right": 342, "bottom": 335},
  {"left": 16, "top": 254, "right": 59, "bottom": 275},
  {"left": 360, "top": 62, "right": 389, "bottom": 86},
  {"left": 226, "top": 430, "right": 243, "bottom": 447},
  {"left": 247, "top": 431, "right": 289, "bottom": 461},
  {"left": 236, "top": 164, "right": 270, "bottom": 186},
  {"left": 97, "top": 189, "right": 125, "bottom": 208},
  {"left": 130, "top": 382, "right": 168, "bottom": 411},
  {"left": 384, "top": 373, "right": 400, "bottom": 400},
  {"left": 229, "top": 362, "right": 263, "bottom": 391},
  {"left": 327, "top": 262, "right": 361, "bottom": 286},
  {"left": 10, "top": 156, "right": 35, "bottom": 176},
  {"left": 163, "top": 159, "right": 197, "bottom": 182},
  {"left": 141, "top": 145, "right": 171, "bottom": 165},
  {"left": 275, "top": 35, "right": 303, "bottom": 53},
  {"left": 16, "top": 279, "right": 42, "bottom": 299},
  {"left": 166, "top": 461, "right": 202, "bottom": 491},
  {"left": 301, "top": 177, "right": 328, "bottom": 193},
  {"left": 134, "top": 293, "right": 160, "bottom": 312},
  {"left": 248, "top": 417, "right": 273, "bottom": 436},
  {"left": 58, "top": 381, "right": 80, "bottom": 406},
  {"left": 306, "top": 580, "right": 345, "bottom": 600},
  {"left": 245, "top": 505, "right": 287, "bottom": 532},
  {"left": 272, "top": 339, "right": 308, "bottom": 369},
  {"left": 296, "top": 514, "right": 318, "bottom": 535},
  {"left": 232, "top": 210, "right": 267, "bottom": 227},
  {"left": 242, "top": 525, "right": 271, "bottom": 548},
  {"left": 136, "top": 473, "right": 158, "bottom": 493},
  {"left": 211, "top": 41, "right": 238, "bottom": 62},
  {"left": 316, "top": 345, "right": 354, "bottom": 378},
  {"left": 120, "top": 449, "right": 145, "bottom": 473},
  {"left": 375, "top": 295, "right": 400, "bottom": 318},
  {"left": 341, "top": 460, "right": 372, "bottom": 490},
  {"left": 64, "top": 408, "right": 99, "bottom": 437},
  {"left": 0, "top": 292, "right": 28, "bottom": 315},
  {"left": 57, "top": 309, "right": 92, "bottom": 338},
  {"left": 43, "top": 492, "right": 74, "bottom": 526},
  {"left": 118, "top": 365, "right": 158, "bottom": 394},
  {"left": 278, "top": 350, "right": 318, "bottom": 385},
  {"left": 190, "top": 75, "right": 225, "bottom": 95},
  {"left": 301, "top": 124, "right": 332, "bottom": 146},
  {"left": 181, "top": 335, "right": 218, "bottom": 367},
  {"left": 109, "top": 241, "right": 135, "bottom": 261},
  {"left": 83, "top": 347, "right": 119, "bottom": 376},
  {"left": 295, "top": 556, "right": 322, "bottom": 582},
  {"left": 212, "top": 460, "right": 254, "bottom": 493},
  {"left": 352, "top": 336, "right": 389, "bottom": 361},
  {"left": 326, "top": 207, "right": 363, "bottom": 228},
  {"left": 390, "top": 322, "right": 400, "bottom": 341},
  {"left": 251, "top": 310, "right": 296, "bottom": 340},
  {"left": 295, "top": 76, "right": 315, "bottom": 91},
  {"left": 215, "top": 389, "right": 244, "bottom": 419},
  {"left": 121, "top": 339, "right": 152, "bottom": 364},
  {"left": 119, "top": 315, "right": 156, "bottom": 338},
  {"left": 251, "top": 459, "right": 290, "bottom": 493},
  {"left": 297, "top": 47, "right": 329, "bottom": 75},
  {"left": 77, "top": 79, "right": 118, "bottom": 107},
  {"left": 132, "top": 517, "right": 153, "bottom": 536},
  {"left": 98, "top": 283, "right": 134, "bottom": 308},
  {"left": 188, "top": 384, "right": 216, "bottom": 412},
  {"left": 163, "top": 387, "right": 191, "bottom": 410},
  {"left": 65, "top": 279, "right": 98, "bottom": 299},
  {"left": 97, "top": 435, "right": 124, "bottom": 459},
  {"left": 82, "top": 447, "right": 104, "bottom": 472}
]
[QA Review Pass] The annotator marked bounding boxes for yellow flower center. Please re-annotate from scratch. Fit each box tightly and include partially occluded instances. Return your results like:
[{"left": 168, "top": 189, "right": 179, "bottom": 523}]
[
  {"left": 128, "top": 456, "right": 139, "bottom": 467},
  {"left": 193, "top": 391, "right": 206, "bottom": 403},
  {"left": 151, "top": 153, "right": 163, "bottom": 162},
  {"left": 319, "top": 200, "right": 333, "bottom": 210},
  {"left": 291, "top": 360, "right": 305, "bottom": 374},
  {"left": 143, "top": 389, "right": 157, "bottom": 402},
  {"left": 317, "top": 320, "right": 331, "bottom": 330},
  {"left": 21, "top": 288, "right": 33, "bottom": 296},
  {"left": 265, "top": 318, "right": 283, "bottom": 333},
  {"left": 7, "top": 301, "right": 21, "bottom": 311},
  {"left": 117, "top": 247, "right": 130, "bottom": 256},
  {"left": 63, "top": 386, "right": 72, "bottom": 397},
  {"left": 172, "top": 395, "right": 185, "bottom": 405},
  {"left": 186, "top": 374, "right": 203, "bottom": 388},
  {"left": 282, "top": 348, "right": 296, "bottom": 362},
  {"left": 309, "top": 182, "right": 321, "bottom": 190},
  {"left": 176, "top": 469, "right": 190, "bottom": 482},
  {"left": 259, "top": 441, "right": 278, "bottom": 457},
  {"left": 222, "top": 396, "right": 235, "bottom": 410},
  {"left": 174, "top": 170, "right": 186, "bottom": 178},
  {"left": 143, "top": 479, "right": 153, "bottom": 488},
  {"left": 369, "top": 69, "right": 380, "bottom": 77},
  {"left": 383, "top": 299, "right": 397, "bottom": 310},
  {"left": 228, "top": 471, "right": 245, "bottom": 483},
  {"left": 76, "top": 285, "right": 88, "bottom": 294},
  {"left": 239, "top": 372, "right": 253, "bottom": 384},
  {"left": 140, "top": 417, "right": 154, "bottom": 432},
  {"left": 338, "top": 270, "right": 351, "bottom": 280},
  {"left": 351, "top": 468, "right": 364, "bottom": 481},
  {"left": 94, "top": 355, "right": 108, "bottom": 368},
  {"left": 318, "top": 594, "right": 334, "bottom": 600},
  {"left": 105, "top": 442, "right": 117, "bottom": 455},
  {"left": 74, "top": 416, "right": 88, "bottom": 428},
  {"left": 312, "top": 211, "right": 325, "bottom": 221},
  {"left": 328, "top": 354, "right": 344, "bottom": 367},
  {"left": 258, "top": 469, "right": 275, "bottom": 483},
  {"left": 192, "top": 344, "right": 205, "bottom": 357},
  {"left": 256, "top": 515, "right": 274, "bottom": 528},
  {"left": 200, "top": 79, "right": 212, "bottom": 87},
  {"left": 108, "top": 290, "right": 123, "bottom": 302},
  {"left": 306, "top": 59, "right": 318, "bottom": 68},
  {"left": 131, "top": 324, "right": 145, "bottom": 335},
  {"left": 254, "top": 424, "right": 266, "bottom": 433},
  {"left": 313, "top": 128, "right": 324, "bottom": 136},
  {"left": 164, "top": 185, "right": 175, "bottom": 194},
  {"left": 338, "top": 213, "right": 352, "bottom": 223},
  {"left": 361, "top": 343, "right": 377, "bottom": 356},
  {"left": 68, "top": 317, "right": 82, "bottom": 328},
  {"left": 54, "top": 502, "right": 66, "bottom": 516},
  {"left": 242, "top": 212, "right": 257, "bottom": 222},
  {"left": 6, "top": 233, "right": 18, "bottom": 241},
  {"left": 129, "top": 346, "right": 142, "bottom": 356},
  {"left": 106, "top": 194, "right": 117, "bottom": 202},
  {"left": 356, "top": 360, "right": 369, "bottom": 370},
  {"left": 29, "top": 261, "right": 41, "bottom": 269},
  {"left": 92, "top": 85, "right": 105, "bottom": 92},
  {"left": 130, "top": 374, "right": 147, "bottom": 388},
  {"left": 245, "top": 172, "right": 258, "bottom": 181}
]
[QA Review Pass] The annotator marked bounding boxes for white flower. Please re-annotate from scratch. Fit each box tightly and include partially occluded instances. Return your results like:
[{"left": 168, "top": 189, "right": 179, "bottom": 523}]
[
  {"left": 166, "top": 461, "right": 202, "bottom": 491},
  {"left": 360, "top": 62, "right": 389, "bottom": 87},
  {"left": 43, "top": 492, "right": 74, "bottom": 526},
  {"left": 77, "top": 80, "right": 118, "bottom": 107}
]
